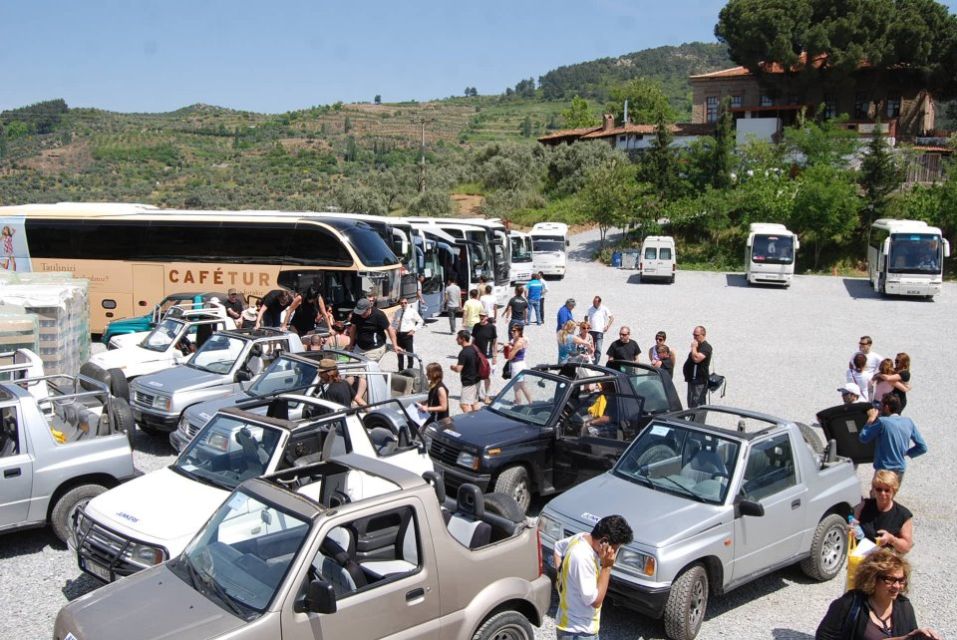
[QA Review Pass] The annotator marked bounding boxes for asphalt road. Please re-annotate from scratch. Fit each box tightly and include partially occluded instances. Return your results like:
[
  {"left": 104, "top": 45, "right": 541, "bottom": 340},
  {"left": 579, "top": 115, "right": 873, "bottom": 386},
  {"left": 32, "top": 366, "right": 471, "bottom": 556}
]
[{"left": 3, "top": 227, "right": 955, "bottom": 640}]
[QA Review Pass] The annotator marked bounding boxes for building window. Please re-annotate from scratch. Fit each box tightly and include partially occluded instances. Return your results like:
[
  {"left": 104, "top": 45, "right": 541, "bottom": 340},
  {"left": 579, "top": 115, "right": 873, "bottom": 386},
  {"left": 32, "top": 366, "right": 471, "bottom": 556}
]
[
  {"left": 854, "top": 93, "right": 871, "bottom": 120},
  {"left": 706, "top": 96, "right": 719, "bottom": 123},
  {"left": 730, "top": 95, "right": 743, "bottom": 109},
  {"left": 824, "top": 94, "right": 837, "bottom": 119},
  {"left": 886, "top": 97, "right": 901, "bottom": 119},
  {"left": 760, "top": 95, "right": 774, "bottom": 108}
]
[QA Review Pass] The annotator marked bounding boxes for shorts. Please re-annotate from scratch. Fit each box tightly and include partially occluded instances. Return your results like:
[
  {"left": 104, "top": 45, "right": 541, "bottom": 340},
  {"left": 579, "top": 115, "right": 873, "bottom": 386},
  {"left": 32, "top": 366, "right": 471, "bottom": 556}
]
[
  {"left": 460, "top": 383, "right": 480, "bottom": 405},
  {"left": 511, "top": 360, "right": 527, "bottom": 376},
  {"left": 356, "top": 344, "right": 387, "bottom": 362}
]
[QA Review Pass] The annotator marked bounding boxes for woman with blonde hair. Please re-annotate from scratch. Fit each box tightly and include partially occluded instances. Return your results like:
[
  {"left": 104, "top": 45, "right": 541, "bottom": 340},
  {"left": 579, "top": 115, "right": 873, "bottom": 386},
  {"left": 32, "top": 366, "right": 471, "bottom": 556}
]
[
  {"left": 416, "top": 363, "right": 449, "bottom": 426},
  {"left": 816, "top": 549, "right": 940, "bottom": 639},
  {"left": 557, "top": 320, "right": 591, "bottom": 364},
  {"left": 851, "top": 469, "right": 913, "bottom": 554}
]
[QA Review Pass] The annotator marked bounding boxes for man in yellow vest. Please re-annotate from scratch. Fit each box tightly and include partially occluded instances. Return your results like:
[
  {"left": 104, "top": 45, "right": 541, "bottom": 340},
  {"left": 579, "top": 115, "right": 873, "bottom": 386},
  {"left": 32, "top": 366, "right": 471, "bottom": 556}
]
[{"left": 553, "top": 515, "right": 633, "bottom": 640}]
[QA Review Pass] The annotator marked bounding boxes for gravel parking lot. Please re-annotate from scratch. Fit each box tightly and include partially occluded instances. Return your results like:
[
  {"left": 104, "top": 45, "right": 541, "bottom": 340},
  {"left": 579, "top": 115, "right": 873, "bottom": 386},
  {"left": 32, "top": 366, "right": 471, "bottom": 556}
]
[{"left": 4, "top": 227, "right": 955, "bottom": 640}]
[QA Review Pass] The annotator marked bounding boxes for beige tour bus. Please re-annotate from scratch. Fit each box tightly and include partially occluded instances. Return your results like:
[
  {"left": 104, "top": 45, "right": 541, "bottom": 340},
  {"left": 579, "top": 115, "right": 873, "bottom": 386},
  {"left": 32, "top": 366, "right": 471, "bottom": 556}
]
[{"left": 0, "top": 203, "right": 403, "bottom": 334}]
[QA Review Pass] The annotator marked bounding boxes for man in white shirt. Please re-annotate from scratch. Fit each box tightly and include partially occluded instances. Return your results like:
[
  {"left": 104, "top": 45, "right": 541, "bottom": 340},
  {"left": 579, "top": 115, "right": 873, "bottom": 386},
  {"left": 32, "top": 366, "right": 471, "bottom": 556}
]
[
  {"left": 479, "top": 284, "right": 498, "bottom": 321},
  {"left": 553, "top": 515, "right": 633, "bottom": 640},
  {"left": 392, "top": 297, "right": 424, "bottom": 371},
  {"left": 850, "top": 335, "right": 883, "bottom": 375},
  {"left": 586, "top": 296, "right": 614, "bottom": 361}
]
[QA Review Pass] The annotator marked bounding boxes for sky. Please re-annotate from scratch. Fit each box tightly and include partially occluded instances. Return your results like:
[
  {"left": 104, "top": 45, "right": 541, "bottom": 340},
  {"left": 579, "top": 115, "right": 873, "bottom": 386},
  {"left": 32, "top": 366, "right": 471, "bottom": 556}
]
[{"left": 2, "top": 0, "right": 957, "bottom": 114}]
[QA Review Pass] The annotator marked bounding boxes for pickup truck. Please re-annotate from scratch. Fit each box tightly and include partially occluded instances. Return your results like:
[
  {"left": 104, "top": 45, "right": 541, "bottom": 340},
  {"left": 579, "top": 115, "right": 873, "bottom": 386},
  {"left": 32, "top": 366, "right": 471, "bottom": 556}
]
[
  {"left": 56, "top": 454, "right": 551, "bottom": 640},
  {"left": 425, "top": 361, "right": 681, "bottom": 512},
  {"left": 170, "top": 347, "right": 427, "bottom": 452},
  {"left": 129, "top": 327, "right": 304, "bottom": 434},
  {"left": 0, "top": 349, "right": 137, "bottom": 544},
  {"left": 82, "top": 304, "right": 236, "bottom": 401},
  {"left": 73, "top": 394, "right": 433, "bottom": 582},
  {"left": 537, "top": 405, "right": 860, "bottom": 640},
  {"left": 101, "top": 291, "right": 227, "bottom": 344}
]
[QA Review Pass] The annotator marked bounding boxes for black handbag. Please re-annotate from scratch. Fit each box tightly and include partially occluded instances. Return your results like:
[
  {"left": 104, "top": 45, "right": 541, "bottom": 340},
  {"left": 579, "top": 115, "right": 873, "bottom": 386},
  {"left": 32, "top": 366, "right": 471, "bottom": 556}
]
[
  {"left": 707, "top": 372, "right": 726, "bottom": 396},
  {"left": 502, "top": 360, "right": 512, "bottom": 380}
]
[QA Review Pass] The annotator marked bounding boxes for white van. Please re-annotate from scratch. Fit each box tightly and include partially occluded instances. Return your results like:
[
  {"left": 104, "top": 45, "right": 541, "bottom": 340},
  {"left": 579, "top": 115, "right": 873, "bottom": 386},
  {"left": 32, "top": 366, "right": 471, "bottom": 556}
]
[
  {"left": 746, "top": 223, "right": 799, "bottom": 287},
  {"left": 639, "top": 236, "right": 676, "bottom": 283},
  {"left": 530, "top": 222, "right": 569, "bottom": 278}
]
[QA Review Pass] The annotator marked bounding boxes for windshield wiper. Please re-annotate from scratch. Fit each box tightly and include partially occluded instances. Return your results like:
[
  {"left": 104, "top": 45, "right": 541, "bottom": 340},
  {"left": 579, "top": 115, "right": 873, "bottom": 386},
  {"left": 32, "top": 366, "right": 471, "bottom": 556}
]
[
  {"left": 200, "top": 566, "right": 249, "bottom": 619},
  {"left": 654, "top": 475, "right": 707, "bottom": 503}
]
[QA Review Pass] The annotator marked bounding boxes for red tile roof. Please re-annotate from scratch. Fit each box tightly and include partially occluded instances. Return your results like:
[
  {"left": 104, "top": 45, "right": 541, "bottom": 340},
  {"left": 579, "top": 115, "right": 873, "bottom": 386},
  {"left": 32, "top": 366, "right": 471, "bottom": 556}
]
[
  {"left": 537, "top": 126, "right": 602, "bottom": 142},
  {"left": 579, "top": 122, "right": 714, "bottom": 140},
  {"left": 690, "top": 52, "right": 850, "bottom": 80}
]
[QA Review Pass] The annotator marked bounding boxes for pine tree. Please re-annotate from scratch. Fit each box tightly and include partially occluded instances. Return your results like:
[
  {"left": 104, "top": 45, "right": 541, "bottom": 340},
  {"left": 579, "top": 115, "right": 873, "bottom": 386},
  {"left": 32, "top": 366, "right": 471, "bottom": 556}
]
[
  {"left": 859, "top": 125, "right": 904, "bottom": 225},
  {"left": 642, "top": 113, "right": 679, "bottom": 199},
  {"left": 711, "top": 97, "right": 735, "bottom": 189}
]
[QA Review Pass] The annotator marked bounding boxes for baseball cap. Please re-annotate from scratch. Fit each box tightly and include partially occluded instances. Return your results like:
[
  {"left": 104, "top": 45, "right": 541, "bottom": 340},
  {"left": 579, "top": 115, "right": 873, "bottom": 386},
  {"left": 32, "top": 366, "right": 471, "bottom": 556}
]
[
  {"left": 566, "top": 298, "right": 576, "bottom": 306},
  {"left": 228, "top": 288, "right": 238, "bottom": 296},
  {"left": 353, "top": 298, "right": 373, "bottom": 314},
  {"left": 838, "top": 382, "right": 862, "bottom": 397}
]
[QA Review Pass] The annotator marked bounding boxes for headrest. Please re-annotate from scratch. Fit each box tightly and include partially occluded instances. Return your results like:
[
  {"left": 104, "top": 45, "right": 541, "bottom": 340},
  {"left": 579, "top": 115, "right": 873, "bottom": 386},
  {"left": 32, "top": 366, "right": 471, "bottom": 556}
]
[{"left": 455, "top": 483, "right": 485, "bottom": 520}]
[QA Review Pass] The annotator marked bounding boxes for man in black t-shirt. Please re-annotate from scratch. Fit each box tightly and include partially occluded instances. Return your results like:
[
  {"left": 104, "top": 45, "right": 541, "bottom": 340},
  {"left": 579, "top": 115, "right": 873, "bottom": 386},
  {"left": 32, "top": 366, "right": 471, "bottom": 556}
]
[
  {"left": 451, "top": 330, "right": 480, "bottom": 413},
  {"left": 503, "top": 284, "right": 529, "bottom": 332},
  {"left": 318, "top": 358, "right": 355, "bottom": 407},
  {"left": 682, "top": 325, "right": 713, "bottom": 408},
  {"left": 225, "top": 289, "right": 246, "bottom": 326},
  {"left": 348, "top": 298, "right": 399, "bottom": 363},
  {"left": 605, "top": 326, "right": 641, "bottom": 364},
  {"left": 256, "top": 289, "right": 295, "bottom": 329},
  {"left": 471, "top": 310, "right": 498, "bottom": 403}
]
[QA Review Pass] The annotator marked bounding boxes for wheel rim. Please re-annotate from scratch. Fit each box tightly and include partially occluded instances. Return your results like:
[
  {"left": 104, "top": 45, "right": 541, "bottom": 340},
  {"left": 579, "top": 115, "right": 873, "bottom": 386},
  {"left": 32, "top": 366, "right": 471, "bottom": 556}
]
[
  {"left": 487, "top": 622, "right": 531, "bottom": 640},
  {"left": 512, "top": 479, "right": 529, "bottom": 508},
  {"left": 821, "top": 526, "right": 845, "bottom": 572},
  {"left": 689, "top": 575, "right": 706, "bottom": 629}
]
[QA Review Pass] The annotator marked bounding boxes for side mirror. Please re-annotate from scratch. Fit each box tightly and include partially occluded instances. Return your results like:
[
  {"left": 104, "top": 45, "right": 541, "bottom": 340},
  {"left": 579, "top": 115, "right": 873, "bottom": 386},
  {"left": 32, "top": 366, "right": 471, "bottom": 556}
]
[
  {"left": 235, "top": 369, "right": 253, "bottom": 383},
  {"left": 296, "top": 579, "right": 337, "bottom": 614},
  {"left": 735, "top": 499, "right": 765, "bottom": 518}
]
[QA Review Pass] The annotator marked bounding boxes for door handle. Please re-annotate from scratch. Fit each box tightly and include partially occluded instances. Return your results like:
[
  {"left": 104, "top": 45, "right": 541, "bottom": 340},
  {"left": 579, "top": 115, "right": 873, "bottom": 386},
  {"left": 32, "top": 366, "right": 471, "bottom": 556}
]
[
  {"left": 791, "top": 499, "right": 801, "bottom": 509},
  {"left": 405, "top": 588, "right": 425, "bottom": 602},
  {"left": 4, "top": 468, "right": 21, "bottom": 478}
]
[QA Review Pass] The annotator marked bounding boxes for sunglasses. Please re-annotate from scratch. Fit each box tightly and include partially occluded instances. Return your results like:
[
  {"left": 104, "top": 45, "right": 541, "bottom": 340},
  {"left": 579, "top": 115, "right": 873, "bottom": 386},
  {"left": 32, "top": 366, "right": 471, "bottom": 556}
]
[{"left": 879, "top": 575, "right": 907, "bottom": 587}]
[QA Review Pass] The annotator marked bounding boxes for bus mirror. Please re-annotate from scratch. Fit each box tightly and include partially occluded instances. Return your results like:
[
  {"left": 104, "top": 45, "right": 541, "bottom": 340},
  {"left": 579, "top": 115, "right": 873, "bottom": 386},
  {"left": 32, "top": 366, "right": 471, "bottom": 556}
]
[
  {"left": 883, "top": 238, "right": 890, "bottom": 253},
  {"left": 944, "top": 239, "right": 951, "bottom": 258},
  {"left": 424, "top": 268, "right": 433, "bottom": 278}
]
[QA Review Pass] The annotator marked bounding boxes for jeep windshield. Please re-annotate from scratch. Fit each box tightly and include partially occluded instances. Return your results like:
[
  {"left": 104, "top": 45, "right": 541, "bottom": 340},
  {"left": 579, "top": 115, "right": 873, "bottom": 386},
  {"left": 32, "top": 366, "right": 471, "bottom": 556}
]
[
  {"left": 488, "top": 371, "right": 565, "bottom": 426},
  {"left": 170, "top": 489, "right": 310, "bottom": 619},
  {"left": 188, "top": 334, "right": 247, "bottom": 374},
  {"left": 613, "top": 422, "right": 740, "bottom": 505},
  {"left": 247, "top": 355, "right": 320, "bottom": 397},
  {"left": 174, "top": 415, "right": 283, "bottom": 490},
  {"left": 140, "top": 318, "right": 186, "bottom": 352}
]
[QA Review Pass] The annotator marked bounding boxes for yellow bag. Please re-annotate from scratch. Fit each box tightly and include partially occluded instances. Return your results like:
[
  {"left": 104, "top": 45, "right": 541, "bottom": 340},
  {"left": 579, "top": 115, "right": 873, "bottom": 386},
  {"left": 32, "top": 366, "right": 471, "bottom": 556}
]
[{"left": 845, "top": 533, "right": 860, "bottom": 591}]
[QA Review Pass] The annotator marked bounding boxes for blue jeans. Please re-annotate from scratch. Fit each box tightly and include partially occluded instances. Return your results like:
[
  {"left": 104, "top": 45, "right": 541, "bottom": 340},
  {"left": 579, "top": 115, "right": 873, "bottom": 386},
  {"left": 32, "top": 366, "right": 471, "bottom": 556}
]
[
  {"left": 557, "top": 631, "right": 598, "bottom": 640},
  {"left": 528, "top": 299, "right": 542, "bottom": 325}
]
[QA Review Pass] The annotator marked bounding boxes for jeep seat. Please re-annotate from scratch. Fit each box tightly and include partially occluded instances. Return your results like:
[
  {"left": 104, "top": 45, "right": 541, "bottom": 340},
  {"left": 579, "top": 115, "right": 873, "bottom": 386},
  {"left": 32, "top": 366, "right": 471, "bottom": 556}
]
[{"left": 447, "top": 484, "right": 492, "bottom": 549}]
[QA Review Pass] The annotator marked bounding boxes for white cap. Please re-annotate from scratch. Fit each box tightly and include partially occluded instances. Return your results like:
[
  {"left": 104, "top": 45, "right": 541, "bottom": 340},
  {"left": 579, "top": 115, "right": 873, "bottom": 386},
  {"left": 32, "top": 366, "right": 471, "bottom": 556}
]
[{"left": 838, "top": 382, "right": 862, "bottom": 397}]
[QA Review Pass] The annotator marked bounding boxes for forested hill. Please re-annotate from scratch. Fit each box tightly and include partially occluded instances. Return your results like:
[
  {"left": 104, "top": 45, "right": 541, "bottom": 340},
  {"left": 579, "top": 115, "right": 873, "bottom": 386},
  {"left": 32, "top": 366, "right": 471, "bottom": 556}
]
[{"left": 537, "top": 42, "right": 733, "bottom": 116}]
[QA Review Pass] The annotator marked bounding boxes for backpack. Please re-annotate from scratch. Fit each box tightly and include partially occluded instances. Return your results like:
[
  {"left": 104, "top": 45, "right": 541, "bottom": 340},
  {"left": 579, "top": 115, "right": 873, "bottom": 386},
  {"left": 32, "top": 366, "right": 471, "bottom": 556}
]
[{"left": 472, "top": 345, "right": 491, "bottom": 380}]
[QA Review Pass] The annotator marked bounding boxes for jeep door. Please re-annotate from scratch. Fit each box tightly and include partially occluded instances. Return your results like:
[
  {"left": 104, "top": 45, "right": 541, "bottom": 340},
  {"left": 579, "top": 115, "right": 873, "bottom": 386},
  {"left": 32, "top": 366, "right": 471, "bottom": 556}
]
[
  {"left": 281, "top": 497, "right": 439, "bottom": 640},
  {"left": 0, "top": 404, "right": 33, "bottom": 528},
  {"left": 730, "top": 432, "right": 807, "bottom": 581},
  {"left": 610, "top": 361, "right": 682, "bottom": 424},
  {"left": 553, "top": 379, "right": 630, "bottom": 491}
]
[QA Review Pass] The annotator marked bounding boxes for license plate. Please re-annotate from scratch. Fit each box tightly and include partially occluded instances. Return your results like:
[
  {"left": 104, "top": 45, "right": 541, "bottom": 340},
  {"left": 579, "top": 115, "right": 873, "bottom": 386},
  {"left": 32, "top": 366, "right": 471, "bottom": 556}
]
[
  {"left": 906, "top": 290, "right": 921, "bottom": 295},
  {"left": 81, "top": 559, "right": 111, "bottom": 581}
]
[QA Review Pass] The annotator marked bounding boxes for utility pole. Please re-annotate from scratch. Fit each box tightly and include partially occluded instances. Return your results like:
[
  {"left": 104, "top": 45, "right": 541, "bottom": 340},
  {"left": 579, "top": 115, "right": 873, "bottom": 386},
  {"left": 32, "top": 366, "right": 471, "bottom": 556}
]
[{"left": 414, "top": 117, "right": 435, "bottom": 194}]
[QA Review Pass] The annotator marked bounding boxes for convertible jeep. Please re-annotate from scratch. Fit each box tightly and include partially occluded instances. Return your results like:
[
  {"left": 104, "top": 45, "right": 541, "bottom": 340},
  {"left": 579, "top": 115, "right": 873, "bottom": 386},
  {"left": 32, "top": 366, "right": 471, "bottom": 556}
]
[{"left": 538, "top": 405, "right": 860, "bottom": 640}]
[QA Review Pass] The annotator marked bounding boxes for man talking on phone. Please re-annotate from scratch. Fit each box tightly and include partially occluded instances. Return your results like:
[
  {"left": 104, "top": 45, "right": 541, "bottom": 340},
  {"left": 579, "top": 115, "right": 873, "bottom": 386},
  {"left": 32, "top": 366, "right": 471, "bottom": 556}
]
[{"left": 553, "top": 515, "right": 633, "bottom": 640}]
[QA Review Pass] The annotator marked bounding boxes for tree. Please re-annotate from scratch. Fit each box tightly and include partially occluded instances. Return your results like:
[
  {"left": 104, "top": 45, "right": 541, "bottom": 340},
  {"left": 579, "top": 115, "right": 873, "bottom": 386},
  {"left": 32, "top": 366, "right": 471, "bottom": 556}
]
[
  {"left": 716, "top": 0, "right": 957, "bottom": 99},
  {"left": 374, "top": 95, "right": 381, "bottom": 105},
  {"left": 711, "top": 97, "right": 735, "bottom": 189},
  {"left": 514, "top": 78, "right": 536, "bottom": 98},
  {"left": 790, "top": 163, "right": 860, "bottom": 268},
  {"left": 408, "top": 189, "right": 455, "bottom": 216},
  {"left": 519, "top": 115, "right": 533, "bottom": 138},
  {"left": 782, "top": 112, "right": 858, "bottom": 167},
  {"left": 561, "top": 96, "right": 599, "bottom": 128},
  {"left": 858, "top": 127, "right": 904, "bottom": 225},
  {"left": 468, "top": 87, "right": 478, "bottom": 97},
  {"left": 605, "top": 78, "right": 673, "bottom": 125},
  {"left": 579, "top": 159, "right": 642, "bottom": 249},
  {"left": 344, "top": 116, "right": 353, "bottom": 133},
  {"left": 640, "top": 113, "right": 680, "bottom": 199}
]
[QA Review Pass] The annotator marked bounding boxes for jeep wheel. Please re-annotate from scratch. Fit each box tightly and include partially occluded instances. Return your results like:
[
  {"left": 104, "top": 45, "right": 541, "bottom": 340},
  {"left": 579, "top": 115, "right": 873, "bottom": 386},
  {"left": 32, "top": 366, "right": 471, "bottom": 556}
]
[
  {"left": 483, "top": 492, "right": 526, "bottom": 523},
  {"left": 494, "top": 466, "right": 531, "bottom": 514},
  {"left": 107, "top": 368, "right": 130, "bottom": 401},
  {"left": 51, "top": 484, "right": 107, "bottom": 544},
  {"left": 109, "top": 397, "right": 137, "bottom": 447},
  {"left": 472, "top": 610, "right": 533, "bottom": 640},
  {"left": 664, "top": 564, "right": 708, "bottom": 640},
  {"left": 801, "top": 514, "right": 847, "bottom": 581}
]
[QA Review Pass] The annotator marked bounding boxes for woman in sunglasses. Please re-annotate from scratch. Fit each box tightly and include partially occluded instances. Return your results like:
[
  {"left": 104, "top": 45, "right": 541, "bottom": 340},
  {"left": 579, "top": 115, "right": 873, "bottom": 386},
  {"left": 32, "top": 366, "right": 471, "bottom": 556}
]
[
  {"left": 816, "top": 549, "right": 940, "bottom": 639},
  {"left": 850, "top": 470, "right": 913, "bottom": 555}
]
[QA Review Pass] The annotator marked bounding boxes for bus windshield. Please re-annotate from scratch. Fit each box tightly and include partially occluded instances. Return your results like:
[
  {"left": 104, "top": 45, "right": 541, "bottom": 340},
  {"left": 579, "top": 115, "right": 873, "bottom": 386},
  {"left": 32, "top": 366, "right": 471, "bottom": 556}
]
[
  {"left": 533, "top": 238, "right": 565, "bottom": 252},
  {"left": 751, "top": 235, "right": 794, "bottom": 265},
  {"left": 326, "top": 221, "right": 399, "bottom": 267},
  {"left": 888, "top": 234, "right": 942, "bottom": 274},
  {"left": 511, "top": 238, "right": 532, "bottom": 262}
]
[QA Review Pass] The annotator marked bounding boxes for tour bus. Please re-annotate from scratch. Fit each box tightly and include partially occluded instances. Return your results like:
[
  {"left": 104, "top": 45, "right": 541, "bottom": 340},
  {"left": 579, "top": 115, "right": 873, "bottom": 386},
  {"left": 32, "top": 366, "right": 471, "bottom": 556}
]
[
  {"left": 509, "top": 230, "right": 534, "bottom": 284},
  {"left": 530, "top": 221, "right": 569, "bottom": 279},
  {"left": 404, "top": 217, "right": 507, "bottom": 305},
  {"left": 745, "top": 223, "right": 800, "bottom": 287},
  {"left": 868, "top": 218, "right": 950, "bottom": 298},
  {"left": 410, "top": 224, "right": 460, "bottom": 318},
  {"left": 0, "top": 203, "right": 403, "bottom": 334}
]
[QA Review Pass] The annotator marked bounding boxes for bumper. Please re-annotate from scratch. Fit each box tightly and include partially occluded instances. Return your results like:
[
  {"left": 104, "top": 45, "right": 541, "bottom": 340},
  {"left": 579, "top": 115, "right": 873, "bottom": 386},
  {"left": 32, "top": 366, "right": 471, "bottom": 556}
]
[
  {"left": 747, "top": 272, "right": 791, "bottom": 285},
  {"left": 169, "top": 428, "right": 190, "bottom": 452},
  {"left": 538, "top": 266, "right": 565, "bottom": 276},
  {"left": 432, "top": 459, "right": 492, "bottom": 493},
  {"left": 72, "top": 508, "right": 167, "bottom": 583},
  {"left": 885, "top": 281, "right": 942, "bottom": 296},
  {"left": 132, "top": 407, "right": 180, "bottom": 432}
]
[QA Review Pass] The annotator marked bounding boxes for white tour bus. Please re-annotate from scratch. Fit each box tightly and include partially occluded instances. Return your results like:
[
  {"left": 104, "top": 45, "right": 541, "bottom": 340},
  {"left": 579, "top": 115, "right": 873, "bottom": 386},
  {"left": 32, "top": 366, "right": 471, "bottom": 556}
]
[
  {"left": 745, "top": 223, "right": 800, "bottom": 287},
  {"left": 509, "top": 230, "right": 534, "bottom": 284},
  {"left": 530, "top": 221, "right": 569, "bottom": 279},
  {"left": 868, "top": 218, "right": 950, "bottom": 298}
]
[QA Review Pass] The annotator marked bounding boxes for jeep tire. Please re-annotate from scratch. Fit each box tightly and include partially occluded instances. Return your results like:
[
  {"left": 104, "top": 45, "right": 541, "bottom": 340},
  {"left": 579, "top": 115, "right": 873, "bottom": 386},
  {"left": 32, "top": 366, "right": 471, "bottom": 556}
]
[
  {"left": 664, "top": 563, "right": 708, "bottom": 640},
  {"left": 51, "top": 483, "right": 107, "bottom": 544},
  {"left": 107, "top": 368, "right": 130, "bottom": 401},
  {"left": 494, "top": 466, "right": 531, "bottom": 514},
  {"left": 483, "top": 492, "right": 526, "bottom": 523},
  {"left": 471, "top": 610, "right": 533, "bottom": 640},
  {"left": 800, "top": 513, "right": 847, "bottom": 581}
]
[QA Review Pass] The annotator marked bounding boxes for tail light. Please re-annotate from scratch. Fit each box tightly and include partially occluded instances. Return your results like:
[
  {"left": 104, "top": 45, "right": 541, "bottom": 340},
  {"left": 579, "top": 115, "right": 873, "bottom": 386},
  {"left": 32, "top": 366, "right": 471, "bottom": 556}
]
[
  {"left": 672, "top": 264, "right": 676, "bottom": 272},
  {"left": 536, "top": 528, "right": 543, "bottom": 576}
]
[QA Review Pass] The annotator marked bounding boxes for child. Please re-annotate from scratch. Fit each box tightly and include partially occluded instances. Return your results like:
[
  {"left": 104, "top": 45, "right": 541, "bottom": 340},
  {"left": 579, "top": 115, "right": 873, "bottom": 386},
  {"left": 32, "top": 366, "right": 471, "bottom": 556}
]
[{"left": 1, "top": 226, "right": 15, "bottom": 271}]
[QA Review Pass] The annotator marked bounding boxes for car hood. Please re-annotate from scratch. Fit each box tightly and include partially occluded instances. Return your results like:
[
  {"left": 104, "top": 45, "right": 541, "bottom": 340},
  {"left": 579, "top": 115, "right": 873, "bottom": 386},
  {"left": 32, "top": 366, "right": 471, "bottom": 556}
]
[
  {"left": 438, "top": 409, "right": 542, "bottom": 447},
  {"left": 84, "top": 467, "right": 228, "bottom": 554},
  {"left": 545, "top": 473, "right": 727, "bottom": 548},
  {"left": 134, "top": 366, "right": 228, "bottom": 394},
  {"left": 90, "top": 344, "right": 164, "bottom": 369},
  {"left": 184, "top": 392, "right": 247, "bottom": 426},
  {"left": 56, "top": 564, "right": 245, "bottom": 640}
]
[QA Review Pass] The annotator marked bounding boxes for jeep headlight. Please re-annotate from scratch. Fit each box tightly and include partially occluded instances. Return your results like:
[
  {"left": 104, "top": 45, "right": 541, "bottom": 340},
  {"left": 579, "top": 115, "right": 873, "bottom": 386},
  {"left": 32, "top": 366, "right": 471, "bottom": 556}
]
[
  {"left": 456, "top": 451, "right": 480, "bottom": 471},
  {"left": 125, "top": 542, "right": 167, "bottom": 567},
  {"left": 617, "top": 548, "right": 656, "bottom": 578},
  {"left": 153, "top": 395, "right": 171, "bottom": 411},
  {"left": 177, "top": 413, "right": 189, "bottom": 432},
  {"left": 537, "top": 513, "right": 563, "bottom": 541}
]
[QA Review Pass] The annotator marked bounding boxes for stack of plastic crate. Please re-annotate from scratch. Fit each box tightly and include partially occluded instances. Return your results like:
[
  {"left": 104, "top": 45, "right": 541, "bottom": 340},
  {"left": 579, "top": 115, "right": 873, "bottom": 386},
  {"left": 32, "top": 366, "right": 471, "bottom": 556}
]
[{"left": 0, "top": 303, "right": 39, "bottom": 371}]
